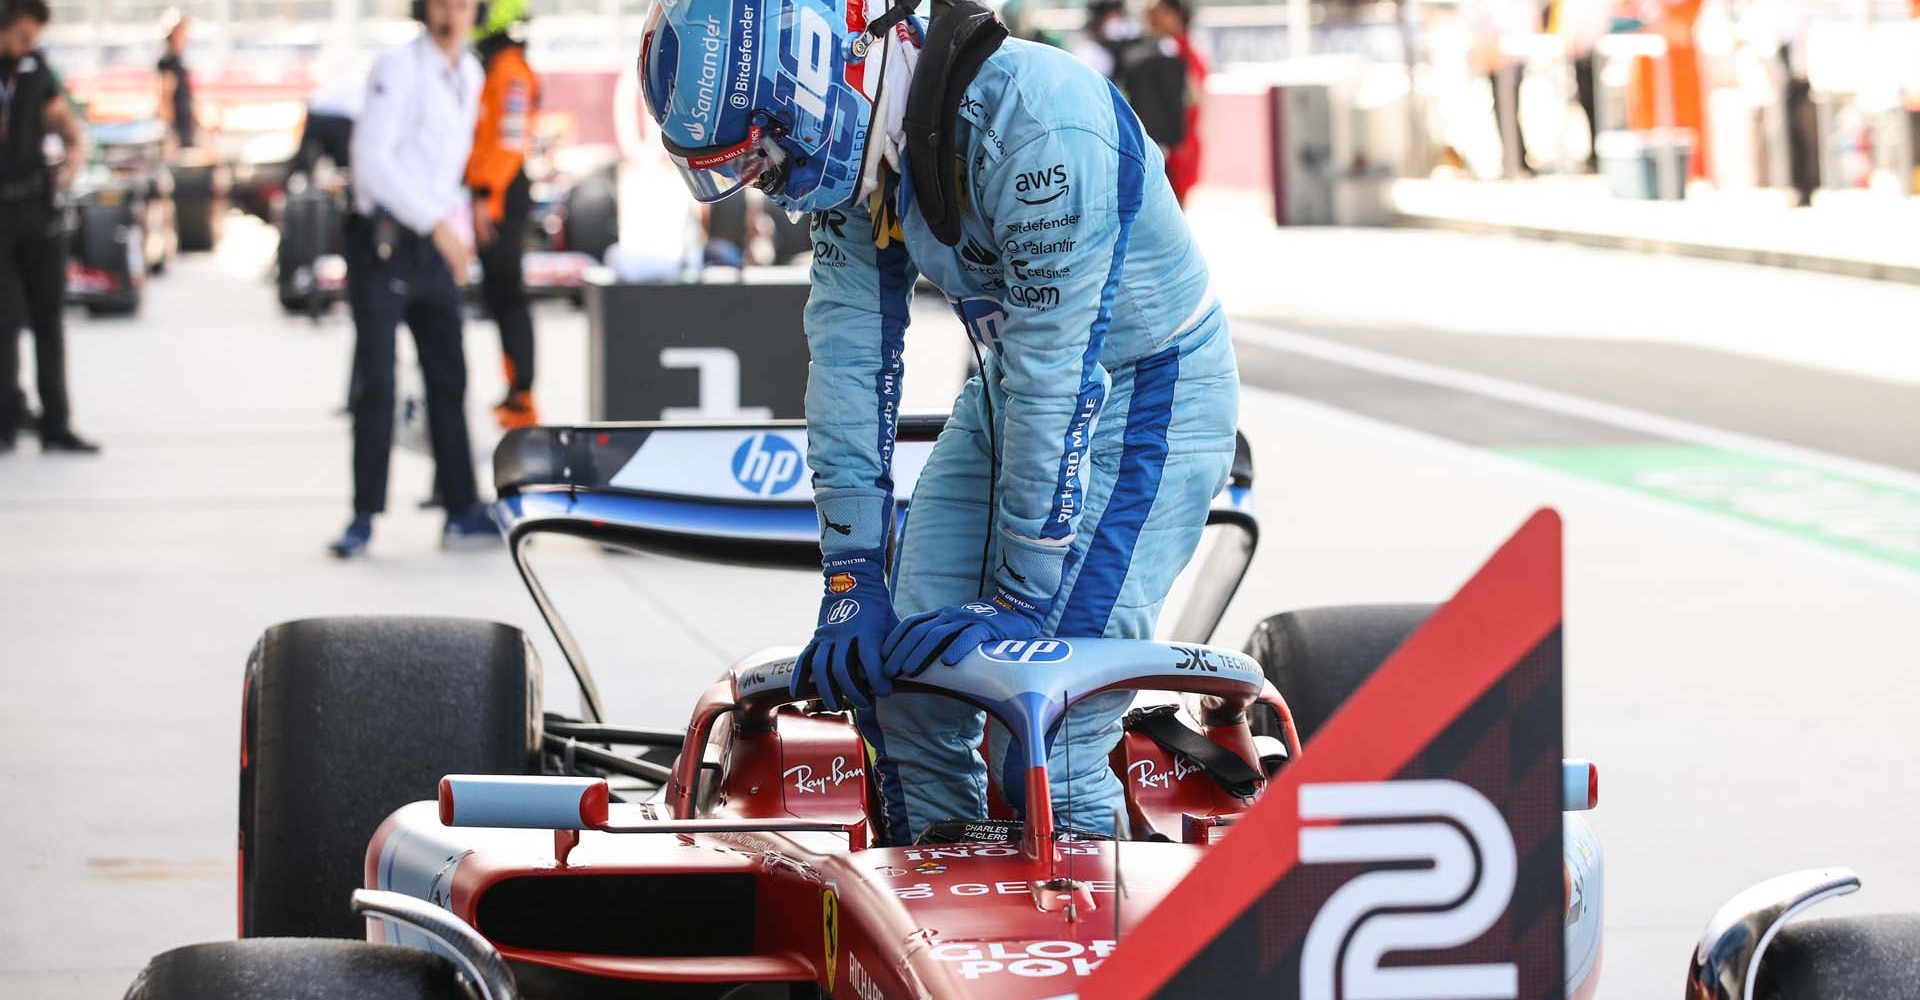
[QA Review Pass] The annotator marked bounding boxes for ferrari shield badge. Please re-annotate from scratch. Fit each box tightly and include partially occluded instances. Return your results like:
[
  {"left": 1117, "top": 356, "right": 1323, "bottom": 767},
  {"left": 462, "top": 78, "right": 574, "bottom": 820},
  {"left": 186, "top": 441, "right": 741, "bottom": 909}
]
[{"left": 822, "top": 885, "right": 841, "bottom": 991}]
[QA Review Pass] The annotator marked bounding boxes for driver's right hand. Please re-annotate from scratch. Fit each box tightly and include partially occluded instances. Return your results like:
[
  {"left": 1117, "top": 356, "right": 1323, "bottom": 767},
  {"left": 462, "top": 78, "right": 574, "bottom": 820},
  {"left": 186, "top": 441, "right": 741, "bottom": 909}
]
[{"left": 793, "top": 549, "right": 899, "bottom": 711}]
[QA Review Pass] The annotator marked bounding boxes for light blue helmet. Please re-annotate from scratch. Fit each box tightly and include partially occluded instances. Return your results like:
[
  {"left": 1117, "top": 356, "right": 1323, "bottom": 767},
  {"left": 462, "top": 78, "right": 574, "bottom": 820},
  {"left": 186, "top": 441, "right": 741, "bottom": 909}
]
[{"left": 640, "top": 0, "right": 898, "bottom": 212}]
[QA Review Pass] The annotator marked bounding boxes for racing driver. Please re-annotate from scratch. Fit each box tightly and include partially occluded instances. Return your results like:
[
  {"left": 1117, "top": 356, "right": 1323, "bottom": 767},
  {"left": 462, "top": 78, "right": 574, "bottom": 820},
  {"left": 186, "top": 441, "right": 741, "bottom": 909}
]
[{"left": 639, "top": 0, "right": 1238, "bottom": 844}]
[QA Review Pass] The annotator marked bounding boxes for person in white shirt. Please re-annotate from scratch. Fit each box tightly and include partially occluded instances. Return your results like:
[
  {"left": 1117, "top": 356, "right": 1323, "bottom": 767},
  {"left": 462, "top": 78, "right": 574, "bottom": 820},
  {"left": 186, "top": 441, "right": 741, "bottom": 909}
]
[{"left": 329, "top": 0, "right": 493, "bottom": 558}]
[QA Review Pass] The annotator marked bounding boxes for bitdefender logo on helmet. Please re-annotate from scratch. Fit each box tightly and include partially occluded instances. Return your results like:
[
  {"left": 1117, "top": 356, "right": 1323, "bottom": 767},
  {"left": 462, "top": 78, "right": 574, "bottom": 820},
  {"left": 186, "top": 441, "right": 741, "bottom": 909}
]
[{"left": 729, "top": 5, "right": 756, "bottom": 110}]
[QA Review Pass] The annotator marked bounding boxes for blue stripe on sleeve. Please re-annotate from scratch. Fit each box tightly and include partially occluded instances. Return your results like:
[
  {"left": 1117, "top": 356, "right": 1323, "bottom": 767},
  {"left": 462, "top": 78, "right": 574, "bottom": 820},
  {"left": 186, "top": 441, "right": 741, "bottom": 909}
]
[
  {"left": 1054, "top": 343, "right": 1180, "bottom": 637},
  {"left": 1040, "top": 85, "right": 1147, "bottom": 540}
]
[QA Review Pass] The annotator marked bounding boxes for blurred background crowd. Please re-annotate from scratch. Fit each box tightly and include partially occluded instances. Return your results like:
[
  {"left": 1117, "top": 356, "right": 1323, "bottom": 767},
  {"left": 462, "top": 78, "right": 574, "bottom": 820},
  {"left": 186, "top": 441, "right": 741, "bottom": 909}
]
[
  {"left": 28, "top": 0, "right": 1920, "bottom": 210},
  {"left": 20, "top": 0, "right": 1920, "bottom": 257},
  {"left": 2, "top": 0, "right": 1910, "bottom": 362}
]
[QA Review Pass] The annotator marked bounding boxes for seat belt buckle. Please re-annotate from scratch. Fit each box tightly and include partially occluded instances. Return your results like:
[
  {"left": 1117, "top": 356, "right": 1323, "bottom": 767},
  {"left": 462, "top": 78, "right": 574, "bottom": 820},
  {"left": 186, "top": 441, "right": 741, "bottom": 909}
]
[{"left": 1122, "top": 703, "right": 1181, "bottom": 731}]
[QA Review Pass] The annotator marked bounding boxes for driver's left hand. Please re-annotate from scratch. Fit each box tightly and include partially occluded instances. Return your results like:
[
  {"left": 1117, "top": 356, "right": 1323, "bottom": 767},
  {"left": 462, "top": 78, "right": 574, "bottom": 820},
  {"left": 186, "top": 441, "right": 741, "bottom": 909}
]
[{"left": 882, "top": 586, "right": 1051, "bottom": 677}]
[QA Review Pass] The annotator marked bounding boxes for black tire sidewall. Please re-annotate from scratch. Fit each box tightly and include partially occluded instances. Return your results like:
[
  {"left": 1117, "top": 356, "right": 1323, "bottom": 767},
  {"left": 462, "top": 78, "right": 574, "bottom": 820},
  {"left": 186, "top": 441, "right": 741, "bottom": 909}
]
[
  {"left": 127, "top": 939, "right": 470, "bottom": 1000},
  {"left": 1245, "top": 604, "right": 1437, "bottom": 745},
  {"left": 239, "top": 616, "right": 541, "bottom": 939}
]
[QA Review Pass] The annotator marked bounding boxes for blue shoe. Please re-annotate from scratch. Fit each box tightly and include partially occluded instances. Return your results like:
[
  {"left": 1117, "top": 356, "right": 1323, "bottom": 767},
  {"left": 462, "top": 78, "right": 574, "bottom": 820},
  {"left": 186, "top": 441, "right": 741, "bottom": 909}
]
[
  {"left": 441, "top": 506, "right": 501, "bottom": 550},
  {"left": 328, "top": 516, "right": 372, "bottom": 559}
]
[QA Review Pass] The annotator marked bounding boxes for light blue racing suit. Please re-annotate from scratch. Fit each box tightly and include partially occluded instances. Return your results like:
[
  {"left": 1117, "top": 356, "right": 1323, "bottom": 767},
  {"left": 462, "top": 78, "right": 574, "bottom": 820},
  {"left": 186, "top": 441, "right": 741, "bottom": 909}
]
[{"left": 804, "top": 37, "right": 1239, "bottom": 844}]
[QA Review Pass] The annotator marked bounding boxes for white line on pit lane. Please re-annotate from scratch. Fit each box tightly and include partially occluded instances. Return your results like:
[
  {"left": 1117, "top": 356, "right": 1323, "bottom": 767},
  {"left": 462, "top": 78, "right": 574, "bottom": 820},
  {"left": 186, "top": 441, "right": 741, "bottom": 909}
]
[
  {"left": 1237, "top": 383, "right": 1920, "bottom": 591},
  {"left": 1232, "top": 321, "right": 1920, "bottom": 495}
]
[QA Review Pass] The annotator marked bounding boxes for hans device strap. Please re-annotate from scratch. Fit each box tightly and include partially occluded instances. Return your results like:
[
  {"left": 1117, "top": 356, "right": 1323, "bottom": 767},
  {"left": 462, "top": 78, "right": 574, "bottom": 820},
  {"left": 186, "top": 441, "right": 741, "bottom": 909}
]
[
  {"left": 1124, "top": 704, "right": 1266, "bottom": 799},
  {"left": 903, "top": 0, "right": 1006, "bottom": 247}
]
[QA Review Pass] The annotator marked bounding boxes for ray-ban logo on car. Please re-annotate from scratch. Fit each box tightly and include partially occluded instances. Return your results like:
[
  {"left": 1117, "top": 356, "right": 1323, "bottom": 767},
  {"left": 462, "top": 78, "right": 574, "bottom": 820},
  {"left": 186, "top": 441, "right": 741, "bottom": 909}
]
[
  {"left": 980, "top": 639, "right": 1071, "bottom": 663},
  {"left": 730, "top": 432, "right": 804, "bottom": 496},
  {"left": 826, "top": 599, "right": 859, "bottom": 625},
  {"left": 784, "top": 755, "right": 864, "bottom": 794}
]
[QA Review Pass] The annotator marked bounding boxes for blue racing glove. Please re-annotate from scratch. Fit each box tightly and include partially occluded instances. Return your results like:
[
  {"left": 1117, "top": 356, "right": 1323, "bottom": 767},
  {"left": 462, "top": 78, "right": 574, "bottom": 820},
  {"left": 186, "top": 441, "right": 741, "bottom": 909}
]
[
  {"left": 882, "top": 584, "right": 1052, "bottom": 677},
  {"left": 793, "top": 491, "right": 898, "bottom": 711}
]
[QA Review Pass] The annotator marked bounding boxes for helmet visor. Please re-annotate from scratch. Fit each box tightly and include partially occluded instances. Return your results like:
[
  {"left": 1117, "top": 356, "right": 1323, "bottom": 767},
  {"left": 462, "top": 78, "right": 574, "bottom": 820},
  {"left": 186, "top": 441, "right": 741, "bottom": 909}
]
[{"left": 661, "top": 122, "right": 770, "bottom": 203}]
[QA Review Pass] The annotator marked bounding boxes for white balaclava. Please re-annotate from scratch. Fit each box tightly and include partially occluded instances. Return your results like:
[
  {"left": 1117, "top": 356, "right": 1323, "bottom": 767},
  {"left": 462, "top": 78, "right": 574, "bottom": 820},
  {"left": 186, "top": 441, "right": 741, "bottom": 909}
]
[{"left": 854, "top": 3, "right": 923, "bottom": 202}]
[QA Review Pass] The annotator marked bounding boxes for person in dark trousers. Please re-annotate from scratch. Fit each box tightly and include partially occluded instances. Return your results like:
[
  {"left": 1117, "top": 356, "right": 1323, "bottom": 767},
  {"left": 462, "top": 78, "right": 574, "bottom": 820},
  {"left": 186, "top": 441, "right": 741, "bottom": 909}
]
[
  {"left": 1146, "top": 0, "right": 1205, "bottom": 205},
  {"left": 0, "top": 0, "right": 97, "bottom": 455},
  {"left": 328, "top": 0, "right": 494, "bottom": 557},
  {"left": 1781, "top": 45, "right": 1818, "bottom": 206},
  {"left": 464, "top": 0, "right": 541, "bottom": 430},
  {"left": 156, "top": 8, "right": 194, "bottom": 149},
  {"left": 1572, "top": 53, "right": 1598, "bottom": 170},
  {"left": 1114, "top": 13, "right": 1188, "bottom": 158}
]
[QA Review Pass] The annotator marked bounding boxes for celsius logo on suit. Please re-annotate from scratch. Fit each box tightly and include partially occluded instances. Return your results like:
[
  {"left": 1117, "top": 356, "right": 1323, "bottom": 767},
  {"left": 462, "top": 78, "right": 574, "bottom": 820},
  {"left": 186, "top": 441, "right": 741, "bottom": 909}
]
[{"left": 1014, "top": 165, "right": 1069, "bottom": 206}]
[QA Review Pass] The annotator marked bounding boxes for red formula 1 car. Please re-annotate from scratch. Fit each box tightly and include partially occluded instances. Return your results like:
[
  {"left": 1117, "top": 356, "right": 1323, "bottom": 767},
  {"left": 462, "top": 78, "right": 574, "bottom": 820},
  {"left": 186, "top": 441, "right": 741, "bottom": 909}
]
[{"left": 125, "top": 417, "right": 1604, "bottom": 1000}]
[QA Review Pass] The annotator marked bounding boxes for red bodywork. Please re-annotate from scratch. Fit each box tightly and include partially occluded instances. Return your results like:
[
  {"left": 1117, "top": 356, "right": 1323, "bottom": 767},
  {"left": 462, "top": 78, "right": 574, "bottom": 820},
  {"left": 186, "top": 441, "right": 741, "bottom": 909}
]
[{"left": 367, "top": 668, "right": 1296, "bottom": 998}]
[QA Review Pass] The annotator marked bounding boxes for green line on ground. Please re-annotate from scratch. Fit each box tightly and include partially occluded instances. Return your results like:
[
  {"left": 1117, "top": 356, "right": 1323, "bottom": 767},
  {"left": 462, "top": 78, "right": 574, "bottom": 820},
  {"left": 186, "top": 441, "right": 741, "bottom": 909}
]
[{"left": 1500, "top": 443, "right": 1920, "bottom": 573}]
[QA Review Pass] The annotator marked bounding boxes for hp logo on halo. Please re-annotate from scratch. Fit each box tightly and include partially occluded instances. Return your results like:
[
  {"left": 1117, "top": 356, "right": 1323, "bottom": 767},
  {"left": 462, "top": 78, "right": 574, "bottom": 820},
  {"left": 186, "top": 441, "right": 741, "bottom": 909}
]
[
  {"left": 980, "top": 639, "right": 1072, "bottom": 664},
  {"left": 731, "top": 433, "right": 804, "bottom": 496},
  {"left": 826, "top": 599, "right": 859, "bottom": 625}
]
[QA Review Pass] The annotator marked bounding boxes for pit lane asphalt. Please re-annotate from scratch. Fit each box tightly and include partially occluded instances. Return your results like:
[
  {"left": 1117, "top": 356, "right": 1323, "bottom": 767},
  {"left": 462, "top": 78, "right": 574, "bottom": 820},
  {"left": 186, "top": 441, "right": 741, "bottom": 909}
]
[{"left": 3, "top": 213, "right": 1916, "bottom": 1000}]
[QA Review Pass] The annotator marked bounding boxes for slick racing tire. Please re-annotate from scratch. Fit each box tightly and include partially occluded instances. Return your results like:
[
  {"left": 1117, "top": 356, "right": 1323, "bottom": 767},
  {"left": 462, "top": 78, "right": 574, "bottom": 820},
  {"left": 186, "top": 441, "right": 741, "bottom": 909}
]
[
  {"left": 276, "top": 189, "right": 338, "bottom": 317},
  {"left": 125, "top": 939, "right": 470, "bottom": 1000},
  {"left": 1755, "top": 914, "right": 1920, "bottom": 1000},
  {"left": 1243, "top": 604, "right": 1435, "bottom": 745},
  {"left": 240, "top": 617, "right": 542, "bottom": 939},
  {"left": 76, "top": 202, "right": 134, "bottom": 272},
  {"left": 172, "top": 163, "right": 221, "bottom": 252},
  {"left": 84, "top": 298, "right": 141, "bottom": 318},
  {"left": 560, "top": 175, "right": 618, "bottom": 263}
]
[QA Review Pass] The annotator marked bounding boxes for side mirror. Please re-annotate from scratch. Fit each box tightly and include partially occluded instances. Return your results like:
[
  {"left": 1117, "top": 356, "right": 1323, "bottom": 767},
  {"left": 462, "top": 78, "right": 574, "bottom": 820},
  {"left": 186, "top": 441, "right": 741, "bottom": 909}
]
[
  {"left": 438, "top": 775, "right": 610, "bottom": 830},
  {"left": 1563, "top": 759, "right": 1598, "bottom": 811},
  {"left": 1686, "top": 867, "right": 1861, "bottom": 1000}
]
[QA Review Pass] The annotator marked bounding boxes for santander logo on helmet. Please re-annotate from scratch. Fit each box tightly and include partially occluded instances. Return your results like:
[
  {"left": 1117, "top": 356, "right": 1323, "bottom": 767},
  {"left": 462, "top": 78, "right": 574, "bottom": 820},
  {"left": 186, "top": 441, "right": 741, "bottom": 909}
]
[{"left": 639, "top": 0, "right": 882, "bottom": 213}]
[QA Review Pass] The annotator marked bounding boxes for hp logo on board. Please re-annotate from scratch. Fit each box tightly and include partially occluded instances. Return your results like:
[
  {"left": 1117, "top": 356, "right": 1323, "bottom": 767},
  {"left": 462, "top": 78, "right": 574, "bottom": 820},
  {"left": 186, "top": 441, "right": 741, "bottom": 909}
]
[
  {"left": 731, "top": 433, "right": 804, "bottom": 496},
  {"left": 979, "top": 639, "right": 1072, "bottom": 664},
  {"left": 826, "top": 599, "right": 860, "bottom": 625}
]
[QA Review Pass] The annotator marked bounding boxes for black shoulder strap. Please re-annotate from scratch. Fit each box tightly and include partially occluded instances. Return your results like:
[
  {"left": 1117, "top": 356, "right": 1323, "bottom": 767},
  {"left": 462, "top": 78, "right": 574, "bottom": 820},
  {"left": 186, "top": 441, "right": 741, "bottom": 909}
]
[
  {"left": 864, "top": 0, "right": 918, "bottom": 43},
  {"left": 1124, "top": 705, "right": 1265, "bottom": 800},
  {"left": 902, "top": 0, "right": 1005, "bottom": 246}
]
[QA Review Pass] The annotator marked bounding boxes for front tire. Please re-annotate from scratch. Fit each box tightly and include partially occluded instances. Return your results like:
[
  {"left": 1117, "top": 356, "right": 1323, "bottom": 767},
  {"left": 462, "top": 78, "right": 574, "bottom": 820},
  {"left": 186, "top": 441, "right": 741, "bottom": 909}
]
[
  {"left": 85, "top": 298, "right": 141, "bottom": 318},
  {"left": 240, "top": 616, "right": 542, "bottom": 939},
  {"left": 173, "top": 163, "right": 222, "bottom": 252},
  {"left": 1756, "top": 914, "right": 1920, "bottom": 1000},
  {"left": 126, "top": 939, "right": 470, "bottom": 1000}
]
